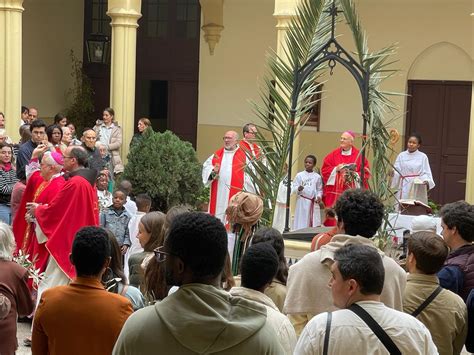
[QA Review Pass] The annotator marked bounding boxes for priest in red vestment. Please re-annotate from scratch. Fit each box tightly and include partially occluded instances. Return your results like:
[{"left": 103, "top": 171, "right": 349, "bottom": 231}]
[
  {"left": 321, "top": 131, "right": 370, "bottom": 208},
  {"left": 26, "top": 146, "right": 99, "bottom": 299},
  {"left": 202, "top": 131, "right": 247, "bottom": 225},
  {"left": 239, "top": 123, "right": 261, "bottom": 160},
  {"left": 13, "top": 147, "right": 65, "bottom": 289}
]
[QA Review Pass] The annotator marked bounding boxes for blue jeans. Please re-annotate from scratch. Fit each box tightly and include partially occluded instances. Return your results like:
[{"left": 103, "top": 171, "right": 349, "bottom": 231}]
[{"left": 0, "top": 204, "right": 11, "bottom": 225}]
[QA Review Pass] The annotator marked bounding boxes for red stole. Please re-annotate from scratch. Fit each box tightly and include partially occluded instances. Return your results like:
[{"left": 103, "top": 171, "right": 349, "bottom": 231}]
[
  {"left": 239, "top": 140, "right": 260, "bottom": 159},
  {"left": 209, "top": 147, "right": 246, "bottom": 216},
  {"left": 321, "top": 147, "right": 370, "bottom": 208},
  {"left": 35, "top": 175, "right": 99, "bottom": 280}
]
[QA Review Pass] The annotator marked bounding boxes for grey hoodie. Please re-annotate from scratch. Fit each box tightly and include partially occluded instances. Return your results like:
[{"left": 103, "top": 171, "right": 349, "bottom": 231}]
[{"left": 113, "top": 283, "right": 283, "bottom": 355}]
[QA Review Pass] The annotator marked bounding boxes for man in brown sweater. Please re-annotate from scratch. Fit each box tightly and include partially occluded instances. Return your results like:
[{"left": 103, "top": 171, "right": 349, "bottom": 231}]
[{"left": 32, "top": 226, "right": 133, "bottom": 355}]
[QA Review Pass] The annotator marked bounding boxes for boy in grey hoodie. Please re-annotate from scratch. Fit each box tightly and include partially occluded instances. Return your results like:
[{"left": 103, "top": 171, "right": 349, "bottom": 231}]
[{"left": 113, "top": 212, "right": 283, "bottom": 355}]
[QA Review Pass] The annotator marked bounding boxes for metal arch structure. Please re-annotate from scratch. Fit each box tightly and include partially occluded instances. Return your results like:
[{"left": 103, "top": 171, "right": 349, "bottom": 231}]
[{"left": 284, "top": 0, "right": 370, "bottom": 232}]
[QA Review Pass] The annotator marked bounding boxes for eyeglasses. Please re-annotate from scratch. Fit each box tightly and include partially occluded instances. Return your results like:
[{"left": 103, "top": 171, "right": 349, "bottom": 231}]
[{"left": 153, "top": 246, "right": 170, "bottom": 263}]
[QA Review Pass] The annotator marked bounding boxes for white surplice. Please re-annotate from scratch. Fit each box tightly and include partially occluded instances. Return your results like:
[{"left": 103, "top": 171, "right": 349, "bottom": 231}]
[
  {"left": 272, "top": 178, "right": 288, "bottom": 233},
  {"left": 292, "top": 171, "right": 323, "bottom": 230},
  {"left": 391, "top": 150, "right": 435, "bottom": 200},
  {"left": 202, "top": 147, "right": 254, "bottom": 224}
]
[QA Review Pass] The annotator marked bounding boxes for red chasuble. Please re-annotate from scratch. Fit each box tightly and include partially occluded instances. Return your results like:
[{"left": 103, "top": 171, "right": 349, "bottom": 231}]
[
  {"left": 209, "top": 147, "right": 246, "bottom": 216},
  {"left": 321, "top": 147, "right": 370, "bottom": 208},
  {"left": 35, "top": 174, "right": 99, "bottom": 280},
  {"left": 13, "top": 171, "right": 65, "bottom": 288},
  {"left": 239, "top": 140, "right": 261, "bottom": 160}
]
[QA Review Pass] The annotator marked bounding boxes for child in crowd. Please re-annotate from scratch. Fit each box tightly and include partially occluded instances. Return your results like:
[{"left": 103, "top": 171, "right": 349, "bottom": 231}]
[
  {"left": 100, "top": 189, "right": 131, "bottom": 255},
  {"left": 97, "top": 170, "right": 112, "bottom": 212},
  {"left": 124, "top": 193, "right": 152, "bottom": 278},
  {"left": 292, "top": 155, "right": 323, "bottom": 229}
]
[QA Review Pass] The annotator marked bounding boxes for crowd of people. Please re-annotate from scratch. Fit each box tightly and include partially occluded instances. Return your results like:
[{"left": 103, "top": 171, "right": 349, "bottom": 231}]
[{"left": 0, "top": 107, "right": 472, "bottom": 355}]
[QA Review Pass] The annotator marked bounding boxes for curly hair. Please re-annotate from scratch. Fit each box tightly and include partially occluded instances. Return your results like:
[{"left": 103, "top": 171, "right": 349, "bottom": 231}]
[
  {"left": 166, "top": 212, "right": 227, "bottom": 280},
  {"left": 72, "top": 227, "right": 110, "bottom": 276},
  {"left": 241, "top": 243, "right": 278, "bottom": 291},
  {"left": 440, "top": 201, "right": 474, "bottom": 243},
  {"left": 334, "top": 189, "right": 384, "bottom": 238},
  {"left": 252, "top": 227, "right": 288, "bottom": 284}
]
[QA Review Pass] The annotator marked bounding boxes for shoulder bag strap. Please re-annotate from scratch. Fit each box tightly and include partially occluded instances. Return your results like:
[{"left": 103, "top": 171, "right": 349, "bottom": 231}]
[
  {"left": 411, "top": 285, "right": 443, "bottom": 318},
  {"left": 323, "top": 312, "right": 332, "bottom": 355},
  {"left": 349, "top": 304, "right": 401, "bottom": 355}
]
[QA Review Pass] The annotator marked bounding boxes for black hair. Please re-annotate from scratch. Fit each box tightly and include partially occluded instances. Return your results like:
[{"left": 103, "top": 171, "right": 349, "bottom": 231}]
[
  {"left": 408, "top": 231, "right": 448, "bottom": 274},
  {"left": 325, "top": 208, "right": 336, "bottom": 218},
  {"left": 334, "top": 189, "right": 384, "bottom": 238},
  {"left": 69, "top": 146, "right": 89, "bottom": 167},
  {"left": 439, "top": 201, "right": 474, "bottom": 242},
  {"left": 241, "top": 243, "right": 278, "bottom": 291},
  {"left": 252, "top": 227, "right": 288, "bottom": 284},
  {"left": 29, "top": 119, "right": 46, "bottom": 132},
  {"left": 21, "top": 106, "right": 29, "bottom": 114},
  {"left": 334, "top": 244, "right": 385, "bottom": 295},
  {"left": 135, "top": 193, "right": 152, "bottom": 211},
  {"left": 166, "top": 212, "right": 227, "bottom": 280},
  {"left": 54, "top": 113, "right": 67, "bottom": 124},
  {"left": 46, "top": 124, "right": 63, "bottom": 143},
  {"left": 102, "top": 230, "right": 128, "bottom": 292},
  {"left": 72, "top": 227, "right": 111, "bottom": 277},
  {"left": 408, "top": 133, "right": 422, "bottom": 145},
  {"left": 305, "top": 154, "right": 317, "bottom": 165}
]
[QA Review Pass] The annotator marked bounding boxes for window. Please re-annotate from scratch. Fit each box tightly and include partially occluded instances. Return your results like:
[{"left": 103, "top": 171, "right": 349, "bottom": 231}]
[
  {"left": 176, "top": 0, "right": 199, "bottom": 39},
  {"left": 304, "top": 83, "right": 323, "bottom": 130},
  {"left": 147, "top": 0, "right": 169, "bottom": 38},
  {"left": 91, "top": 0, "right": 111, "bottom": 36}
]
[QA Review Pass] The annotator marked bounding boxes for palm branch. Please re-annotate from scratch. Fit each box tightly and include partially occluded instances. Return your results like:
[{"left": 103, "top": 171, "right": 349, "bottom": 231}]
[{"left": 247, "top": 0, "right": 402, "bottom": 238}]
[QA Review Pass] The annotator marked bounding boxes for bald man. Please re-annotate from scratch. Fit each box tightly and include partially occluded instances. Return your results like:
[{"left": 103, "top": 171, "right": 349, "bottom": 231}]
[
  {"left": 321, "top": 131, "right": 370, "bottom": 208},
  {"left": 202, "top": 130, "right": 249, "bottom": 225}
]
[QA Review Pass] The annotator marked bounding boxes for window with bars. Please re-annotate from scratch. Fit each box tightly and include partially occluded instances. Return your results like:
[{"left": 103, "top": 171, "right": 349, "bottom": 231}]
[
  {"left": 176, "top": 0, "right": 199, "bottom": 39},
  {"left": 91, "top": 0, "right": 111, "bottom": 36},
  {"left": 147, "top": 0, "right": 169, "bottom": 38}
]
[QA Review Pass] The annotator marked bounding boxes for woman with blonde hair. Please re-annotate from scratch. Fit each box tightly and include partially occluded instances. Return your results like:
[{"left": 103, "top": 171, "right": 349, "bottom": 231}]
[
  {"left": 130, "top": 117, "right": 152, "bottom": 148},
  {"left": 128, "top": 211, "right": 165, "bottom": 290},
  {"left": 0, "top": 222, "right": 34, "bottom": 354}
]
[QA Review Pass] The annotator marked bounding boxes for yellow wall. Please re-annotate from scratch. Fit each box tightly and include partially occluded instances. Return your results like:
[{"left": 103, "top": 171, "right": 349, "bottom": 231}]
[
  {"left": 22, "top": 0, "right": 84, "bottom": 119},
  {"left": 196, "top": 0, "right": 472, "bottom": 164},
  {"left": 197, "top": 0, "right": 277, "bottom": 159}
]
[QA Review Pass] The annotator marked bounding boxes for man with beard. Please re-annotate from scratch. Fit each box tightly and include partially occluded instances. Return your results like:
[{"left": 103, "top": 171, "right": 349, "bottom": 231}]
[{"left": 113, "top": 212, "right": 281, "bottom": 354}]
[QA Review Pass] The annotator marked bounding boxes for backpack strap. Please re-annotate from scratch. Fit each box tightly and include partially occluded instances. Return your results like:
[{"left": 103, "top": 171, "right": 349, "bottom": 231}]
[
  {"left": 411, "top": 285, "right": 443, "bottom": 318},
  {"left": 349, "top": 303, "right": 401, "bottom": 355},
  {"left": 323, "top": 312, "right": 332, "bottom": 355}
]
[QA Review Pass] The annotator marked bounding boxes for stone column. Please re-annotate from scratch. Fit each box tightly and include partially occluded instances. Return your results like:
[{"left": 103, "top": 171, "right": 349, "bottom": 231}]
[
  {"left": 0, "top": 0, "right": 24, "bottom": 140},
  {"left": 465, "top": 83, "right": 474, "bottom": 203},
  {"left": 274, "top": 0, "right": 301, "bottom": 226},
  {"left": 107, "top": 0, "right": 142, "bottom": 163},
  {"left": 273, "top": 0, "right": 300, "bottom": 174}
]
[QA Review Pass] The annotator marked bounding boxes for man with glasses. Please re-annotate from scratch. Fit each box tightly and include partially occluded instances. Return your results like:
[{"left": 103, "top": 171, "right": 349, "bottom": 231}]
[
  {"left": 202, "top": 130, "right": 247, "bottom": 225},
  {"left": 16, "top": 119, "right": 47, "bottom": 182},
  {"left": 114, "top": 212, "right": 282, "bottom": 354},
  {"left": 26, "top": 146, "right": 99, "bottom": 296}
]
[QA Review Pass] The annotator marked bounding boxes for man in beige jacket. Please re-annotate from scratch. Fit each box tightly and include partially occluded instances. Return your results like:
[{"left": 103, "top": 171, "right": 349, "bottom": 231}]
[
  {"left": 230, "top": 243, "right": 296, "bottom": 354},
  {"left": 284, "top": 189, "right": 407, "bottom": 335},
  {"left": 404, "top": 231, "right": 467, "bottom": 355}
]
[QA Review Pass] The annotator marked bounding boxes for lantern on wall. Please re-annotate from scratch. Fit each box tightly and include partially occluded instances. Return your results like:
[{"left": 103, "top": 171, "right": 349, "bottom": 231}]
[{"left": 86, "top": 33, "right": 110, "bottom": 64}]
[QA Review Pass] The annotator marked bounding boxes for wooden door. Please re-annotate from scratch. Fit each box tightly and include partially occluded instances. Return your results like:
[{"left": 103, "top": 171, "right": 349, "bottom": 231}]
[{"left": 406, "top": 80, "right": 471, "bottom": 205}]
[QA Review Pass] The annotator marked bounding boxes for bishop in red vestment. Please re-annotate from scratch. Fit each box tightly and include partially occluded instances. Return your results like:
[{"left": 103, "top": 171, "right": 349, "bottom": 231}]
[{"left": 321, "top": 131, "right": 370, "bottom": 208}]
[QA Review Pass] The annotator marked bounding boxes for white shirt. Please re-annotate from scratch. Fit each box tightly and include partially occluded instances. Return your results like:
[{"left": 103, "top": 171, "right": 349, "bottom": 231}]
[{"left": 294, "top": 301, "right": 438, "bottom": 355}]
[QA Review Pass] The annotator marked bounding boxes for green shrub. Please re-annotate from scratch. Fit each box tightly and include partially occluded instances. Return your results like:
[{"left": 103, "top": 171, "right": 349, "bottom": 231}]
[{"left": 124, "top": 130, "right": 204, "bottom": 211}]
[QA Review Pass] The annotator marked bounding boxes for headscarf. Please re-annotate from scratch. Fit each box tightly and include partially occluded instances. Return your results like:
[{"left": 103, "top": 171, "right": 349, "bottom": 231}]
[{"left": 226, "top": 192, "right": 263, "bottom": 241}]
